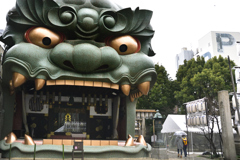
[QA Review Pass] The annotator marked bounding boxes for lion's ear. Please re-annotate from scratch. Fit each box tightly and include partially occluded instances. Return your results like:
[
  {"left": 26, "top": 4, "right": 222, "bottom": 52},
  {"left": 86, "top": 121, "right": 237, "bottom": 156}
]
[
  {"left": 0, "top": 30, "right": 15, "bottom": 47},
  {"left": 148, "top": 47, "right": 155, "bottom": 57}
]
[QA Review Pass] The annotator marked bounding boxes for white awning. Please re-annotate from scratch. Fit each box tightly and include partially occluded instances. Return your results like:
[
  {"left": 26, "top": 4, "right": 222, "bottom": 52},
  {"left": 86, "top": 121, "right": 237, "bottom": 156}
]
[{"left": 161, "top": 114, "right": 236, "bottom": 134}]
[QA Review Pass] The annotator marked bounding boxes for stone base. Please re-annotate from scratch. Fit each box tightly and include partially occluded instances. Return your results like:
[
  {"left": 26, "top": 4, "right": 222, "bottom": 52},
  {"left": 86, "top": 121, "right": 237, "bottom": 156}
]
[
  {"left": 235, "top": 141, "right": 240, "bottom": 155},
  {"left": 0, "top": 140, "right": 151, "bottom": 158}
]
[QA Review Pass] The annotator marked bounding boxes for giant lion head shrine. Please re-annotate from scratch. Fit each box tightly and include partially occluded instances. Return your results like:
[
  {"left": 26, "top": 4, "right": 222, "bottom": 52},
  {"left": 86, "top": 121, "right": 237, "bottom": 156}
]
[{"left": 0, "top": 0, "right": 156, "bottom": 158}]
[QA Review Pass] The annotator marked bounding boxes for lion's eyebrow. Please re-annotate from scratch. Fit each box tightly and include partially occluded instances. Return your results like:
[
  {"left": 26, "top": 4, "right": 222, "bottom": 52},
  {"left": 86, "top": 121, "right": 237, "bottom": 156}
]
[
  {"left": 56, "top": 0, "right": 86, "bottom": 5},
  {"left": 99, "top": 8, "right": 154, "bottom": 38},
  {"left": 91, "top": 0, "right": 114, "bottom": 9},
  {"left": 2, "top": 0, "right": 155, "bottom": 55}
]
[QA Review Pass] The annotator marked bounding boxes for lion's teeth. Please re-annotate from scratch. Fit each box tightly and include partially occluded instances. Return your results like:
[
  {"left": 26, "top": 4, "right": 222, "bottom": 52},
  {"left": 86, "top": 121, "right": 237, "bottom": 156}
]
[
  {"left": 94, "top": 81, "right": 103, "bottom": 87},
  {"left": 125, "top": 134, "right": 134, "bottom": 146},
  {"left": 24, "top": 134, "right": 35, "bottom": 145},
  {"left": 121, "top": 84, "right": 131, "bottom": 96},
  {"left": 137, "top": 81, "right": 150, "bottom": 95},
  {"left": 46, "top": 80, "right": 56, "bottom": 85},
  {"left": 65, "top": 80, "right": 74, "bottom": 85},
  {"left": 136, "top": 135, "right": 147, "bottom": 146},
  {"left": 9, "top": 80, "right": 15, "bottom": 95},
  {"left": 134, "top": 93, "right": 137, "bottom": 98},
  {"left": 6, "top": 132, "right": 17, "bottom": 144},
  {"left": 102, "top": 82, "right": 111, "bottom": 88},
  {"left": 56, "top": 80, "right": 65, "bottom": 85},
  {"left": 130, "top": 94, "right": 135, "bottom": 102},
  {"left": 45, "top": 80, "right": 119, "bottom": 90},
  {"left": 12, "top": 72, "right": 27, "bottom": 88},
  {"left": 129, "top": 91, "right": 143, "bottom": 102},
  {"left": 85, "top": 81, "right": 94, "bottom": 87},
  {"left": 9, "top": 80, "right": 14, "bottom": 90},
  {"left": 110, "top": 83, "right": 119, "bottom": 90},
  {"left": 35, "top": 79, "right": 45, "bottom": 90},
  {"left": 137, "top": 91, "right": 143, "bottom": 98}
]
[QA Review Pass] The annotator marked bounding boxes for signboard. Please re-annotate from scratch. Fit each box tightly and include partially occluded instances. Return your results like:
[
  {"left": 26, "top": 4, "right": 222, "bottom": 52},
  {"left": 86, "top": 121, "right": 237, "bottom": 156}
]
[
  {"left": 74, "top": 142, "right": 83, "bottom": 150},
  {"left": 151, "top": 135, "right": 157, "bottom": 142}
]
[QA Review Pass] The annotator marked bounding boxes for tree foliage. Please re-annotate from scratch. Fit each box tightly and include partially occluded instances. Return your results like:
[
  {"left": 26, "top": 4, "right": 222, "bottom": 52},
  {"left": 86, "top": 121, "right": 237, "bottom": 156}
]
[
  {"left": 175, "top": 56, "right": 205, "bottom": 104},
  {"left": 137, "top": 64, "right": 178, "bottom": 117},
  {"left": 137, "top": 55, "right": 235, "bottom": 121},
  {"left": 175, "top": 55, "right": 235, "bottom": 157},
  {"left": 175, "top": 55, "right": 235, "bottom": 106}
]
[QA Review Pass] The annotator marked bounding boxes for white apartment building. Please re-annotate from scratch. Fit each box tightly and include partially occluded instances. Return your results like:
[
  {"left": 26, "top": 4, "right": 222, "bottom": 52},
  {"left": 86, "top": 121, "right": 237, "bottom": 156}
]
[
  {"left": 194, "top": 31, "right": 240, "bottom": 65},
  {"left": 175, "top": 47, "right": 194, "bottom": 70}
]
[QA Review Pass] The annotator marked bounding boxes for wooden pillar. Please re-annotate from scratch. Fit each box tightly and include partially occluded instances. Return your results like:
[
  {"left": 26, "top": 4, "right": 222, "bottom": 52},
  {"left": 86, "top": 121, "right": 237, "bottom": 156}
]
[
  {"left": 126, "top": 98, "right": 137, "bottom": 139},
  {"left": 142, "top": 117, "right": 146, "bottom": 137},
  {"left": 1, "top": 85, "right": 15, "bottom": 140},
  {"left": 218, "top": 90, "right": 237, "bottom": 160}
]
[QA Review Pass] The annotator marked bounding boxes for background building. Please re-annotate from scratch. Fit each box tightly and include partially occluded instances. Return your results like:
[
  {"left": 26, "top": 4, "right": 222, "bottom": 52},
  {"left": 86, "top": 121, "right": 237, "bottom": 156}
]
[
  {"left": 175, "top": 47, "right": 194, "bottom": 70},
  {"left": 194, "top": 31, "right": 240, "bottom": 65}
]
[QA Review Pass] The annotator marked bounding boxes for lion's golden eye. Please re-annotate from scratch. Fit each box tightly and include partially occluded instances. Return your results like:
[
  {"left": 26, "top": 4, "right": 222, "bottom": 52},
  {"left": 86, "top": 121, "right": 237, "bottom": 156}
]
[
  {"left": 25, "top": 27, "right": 65, "bottom": 49},
  {"left": 106, "top": 35, "right": 141, "bottom": 55}
]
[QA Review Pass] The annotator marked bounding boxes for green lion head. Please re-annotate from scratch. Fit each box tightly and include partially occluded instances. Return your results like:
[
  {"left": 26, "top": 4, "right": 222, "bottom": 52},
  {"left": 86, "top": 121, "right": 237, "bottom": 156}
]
[{"left": 0, "top": 0, "right": 156, "bottom": 140}]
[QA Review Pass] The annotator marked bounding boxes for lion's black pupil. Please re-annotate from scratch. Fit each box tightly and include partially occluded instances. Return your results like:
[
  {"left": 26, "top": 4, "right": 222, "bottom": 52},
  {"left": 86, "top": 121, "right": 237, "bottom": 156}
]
[
  {"left": 42, "top": 37, "right": 51, "bottom": 46},
  {"left": 119, "top": 44, "right": 128, "bottom": 52}
]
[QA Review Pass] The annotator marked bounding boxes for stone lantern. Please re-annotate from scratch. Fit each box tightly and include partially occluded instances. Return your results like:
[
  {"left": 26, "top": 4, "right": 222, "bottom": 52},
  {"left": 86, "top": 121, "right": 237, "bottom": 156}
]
[{"left": 152, "top": 110, "right": 163, "bottom": 147}]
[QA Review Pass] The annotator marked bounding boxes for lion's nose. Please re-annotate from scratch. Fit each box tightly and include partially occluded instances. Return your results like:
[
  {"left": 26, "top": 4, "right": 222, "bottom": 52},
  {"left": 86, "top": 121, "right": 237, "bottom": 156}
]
[
  {"left": 72, "top": 43, "right": 102, "bottom": 72},
  {"left": 50, "top": 43, "right": 121, "bottom": 73}
]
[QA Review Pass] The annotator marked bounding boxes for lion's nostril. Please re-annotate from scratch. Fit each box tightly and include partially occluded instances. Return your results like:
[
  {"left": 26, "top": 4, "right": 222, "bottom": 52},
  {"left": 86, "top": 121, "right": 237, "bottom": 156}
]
[
  {"left": 95, "top": 64, "right": 109, "bottom": 71},
  {"left": 50, "top": 43, "right": 121, "bottom": 73},
  {"left": 63, "top": 60, "right": 75, "bottom": 70}
]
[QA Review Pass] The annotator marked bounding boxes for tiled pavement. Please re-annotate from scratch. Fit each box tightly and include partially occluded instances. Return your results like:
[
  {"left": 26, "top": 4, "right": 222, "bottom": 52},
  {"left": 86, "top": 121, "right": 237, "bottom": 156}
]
[
  {"left": 151, "top": 148, "right": 211, "bottom": 160},
  {"left": 0, "top": 149, "right": 212, "bottom": 160}
]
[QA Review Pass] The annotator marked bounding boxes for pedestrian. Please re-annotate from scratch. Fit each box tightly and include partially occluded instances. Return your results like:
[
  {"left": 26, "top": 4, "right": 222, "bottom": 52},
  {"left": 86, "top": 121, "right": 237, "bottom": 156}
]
[
  {"left": 182, "top": 135, "right": 188, "bottom": 157},
  {"left": 175, "top": 135, "right": 183, "bottom": 158}
]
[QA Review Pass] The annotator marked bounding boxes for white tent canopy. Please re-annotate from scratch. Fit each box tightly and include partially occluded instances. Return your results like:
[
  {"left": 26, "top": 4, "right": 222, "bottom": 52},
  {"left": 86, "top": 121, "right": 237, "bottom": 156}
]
[
  {"left": 161, "top": 114, "right": 202, "bottom": 133},
  {"left": 161, "top": 114, "right": 236, "bottom": 134}
]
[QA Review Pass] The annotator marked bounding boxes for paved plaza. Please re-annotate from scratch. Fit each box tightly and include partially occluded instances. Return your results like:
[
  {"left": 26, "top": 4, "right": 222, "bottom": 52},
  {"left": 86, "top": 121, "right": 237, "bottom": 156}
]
[{"left": 0, "top": 148, "right": 213, "bottom": 160}]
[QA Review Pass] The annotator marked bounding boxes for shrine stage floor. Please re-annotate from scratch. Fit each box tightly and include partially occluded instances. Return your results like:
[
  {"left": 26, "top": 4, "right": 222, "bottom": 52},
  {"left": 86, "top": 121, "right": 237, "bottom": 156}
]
[{"left": 0, "top": 139, "right": 151, "bottom": 158}]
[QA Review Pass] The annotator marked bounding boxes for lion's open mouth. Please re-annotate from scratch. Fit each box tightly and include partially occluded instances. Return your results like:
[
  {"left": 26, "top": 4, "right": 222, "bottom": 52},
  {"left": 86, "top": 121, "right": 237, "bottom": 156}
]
[
  {"left": 6, "top": 72, "right": 150, "bottom": 140},
  {"left": 10, "top": 72, "right": 150, "bottom": 102}
]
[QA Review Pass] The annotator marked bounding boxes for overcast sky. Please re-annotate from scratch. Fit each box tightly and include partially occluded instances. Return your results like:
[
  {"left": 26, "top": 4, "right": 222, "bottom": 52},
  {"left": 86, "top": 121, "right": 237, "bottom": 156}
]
[{"left": 1, "top": 0, "right": 240, "bottom": 79}]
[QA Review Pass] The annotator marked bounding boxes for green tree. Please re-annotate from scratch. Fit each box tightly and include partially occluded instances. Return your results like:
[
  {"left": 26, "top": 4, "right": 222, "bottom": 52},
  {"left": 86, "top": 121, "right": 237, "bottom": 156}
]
[
  {"left": 175, "top": 56, "right": 205, "bottom": 105},
  {"left": 175, "top": 55, "right": 235, "bottom": 157},
  {"left": 177, "top": 55, "right": 235, "bottom": 109},
  {"left": 137, "top": 64, "right": 178, "bottom": 117}
]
